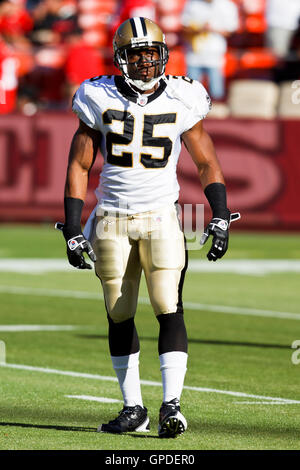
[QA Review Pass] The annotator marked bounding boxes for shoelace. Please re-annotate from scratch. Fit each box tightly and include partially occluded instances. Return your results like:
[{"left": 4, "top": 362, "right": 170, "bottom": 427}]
[
  {"left": 165, "top": 400, "right": 179, "bottom": 407},
  {"left": 122, "top": 408, "right": 134, "bottom": 415},
  {"left": 112, "top": 408, "right": 137, "bottom": 422}
]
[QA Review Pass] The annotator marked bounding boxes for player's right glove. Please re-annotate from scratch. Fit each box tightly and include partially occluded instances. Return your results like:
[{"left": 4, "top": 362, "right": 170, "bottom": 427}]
[
  {"left": 56, "top": 223, "right": 96, "bottom": 269},
  {"left": 200, "top": 212, "right": 240, "bottom": 261}
]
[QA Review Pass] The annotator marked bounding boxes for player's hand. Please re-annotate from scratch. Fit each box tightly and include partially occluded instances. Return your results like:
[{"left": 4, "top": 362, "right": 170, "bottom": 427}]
[
  {"left": 56, "top": 223, "right": 96, "bottom": 269},
  {"left": 65, "top": 232, "right": 96, "bottom": 269},
  {"left": 200, "top": 212, "right": 240, "bottom": 261}
]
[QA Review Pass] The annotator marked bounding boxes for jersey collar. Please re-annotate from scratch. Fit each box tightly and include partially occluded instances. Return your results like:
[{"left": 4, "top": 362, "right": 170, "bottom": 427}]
[{"left": 114, "top": 76, "right": 167, "bottom": 106}]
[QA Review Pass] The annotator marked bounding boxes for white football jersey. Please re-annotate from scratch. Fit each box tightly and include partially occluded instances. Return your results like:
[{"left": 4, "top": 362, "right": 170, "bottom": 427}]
[{"left": 72, "top": 74, "right": 211, "bottom": 214}]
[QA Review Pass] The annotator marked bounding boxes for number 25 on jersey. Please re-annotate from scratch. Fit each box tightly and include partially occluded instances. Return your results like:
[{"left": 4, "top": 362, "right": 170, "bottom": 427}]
[{"left": 103, "top": 110, "right": 177, "bottom": 169}]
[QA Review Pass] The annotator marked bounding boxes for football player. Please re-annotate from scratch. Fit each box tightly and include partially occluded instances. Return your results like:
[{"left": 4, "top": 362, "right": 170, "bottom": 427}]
[{"left": 61, "top": 17, "right": 239, "bottom": 438}]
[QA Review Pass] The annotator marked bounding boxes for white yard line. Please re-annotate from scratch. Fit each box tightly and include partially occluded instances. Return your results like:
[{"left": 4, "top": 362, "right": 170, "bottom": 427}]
[
  {"left": 0, "top": 284, "right": 299, "bottom": 321},
  {"left": 233, "top": 401, "right": 297, "bottom": 405},
  {"left": 0, "top": 259, "right": 72, "bottom": 274},
  {"left": 1, "top": 362, "right": 300, "bottom": 404},
  {"left": 0, "top": 325, "right": 81, "bottom": 332},
  {"left": 188, "top": 259, "right": 300, "bottom": 275},
  {"left": 1, "top": 258, "right": 300, "bottom": 275},
  {"left": 182, "top": 301, "right": 300, "bottom": 321},
  {"left": 65, "top": 395, "right": 122, "bottom": 403},
  {"left": 0, "top": 285, "right": 100, "bottom": 300}
]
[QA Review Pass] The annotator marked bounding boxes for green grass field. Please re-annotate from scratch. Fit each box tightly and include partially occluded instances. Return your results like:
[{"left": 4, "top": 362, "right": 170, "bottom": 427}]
[{"left": 1, "top": 225, "right": 300, "bottom": 451}]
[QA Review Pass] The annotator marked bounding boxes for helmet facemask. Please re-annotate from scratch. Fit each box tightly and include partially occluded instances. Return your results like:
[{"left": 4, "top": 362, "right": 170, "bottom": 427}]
[
  {"left": 113, "top": 18, "right": 169, "bottom": 92},
  {"left": 114, "top": 43, "right": 169, "bottom": 91}
]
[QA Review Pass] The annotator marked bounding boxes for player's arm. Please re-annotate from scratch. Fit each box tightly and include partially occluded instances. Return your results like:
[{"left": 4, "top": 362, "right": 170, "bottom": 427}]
[
  {"left": 181, "top": 119, "right": 225, "bottom": 192},
  {"left": 181, "top": 120, "right": 239, "bottom": 260},
  {"left": 65, "top": 119, "right": 99, "bottom": 200},
  {"left": 62, "top": 119, "right": 100, "bottom": 269}
]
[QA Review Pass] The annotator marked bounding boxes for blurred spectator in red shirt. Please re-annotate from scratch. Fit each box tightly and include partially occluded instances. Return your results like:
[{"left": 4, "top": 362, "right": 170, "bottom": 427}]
[
  {"left": 0, "top": 34, "right": 18, "bottom": 113},
  {"left": 0, "top": 0, "right": 34, "bottom": 114},
  {"left": 64, "top": 31, "right": 106, "bottom": 102},
  {"left": 108, "top": 0, "right": 156, "bottom": 74},
  {"left": 15, "top": 0, "right": 81, "bottom": 110},
  {"left": 0, "top": 0, "right": 33, "bottom": 39},
  {"left": 114, "top": 0, "right": 156, "bottom": 28}
]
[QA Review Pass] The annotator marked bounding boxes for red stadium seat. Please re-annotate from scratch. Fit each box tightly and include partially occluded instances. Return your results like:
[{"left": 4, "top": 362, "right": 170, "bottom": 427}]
[
  {"left": 245, "top": 14, "right": 267, "bottom": 33},
  {"left": 240, "top": 48, "right": 277, "bottom": 69},
  {"left": 165, "top": 46, "right": 186, "bottom": 76},
  {"left": 223, "top": 50, "right": 239, "bottom": 77}
]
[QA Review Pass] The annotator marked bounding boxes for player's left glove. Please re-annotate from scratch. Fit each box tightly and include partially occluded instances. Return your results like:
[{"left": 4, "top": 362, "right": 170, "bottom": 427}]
[{"left": 200, "top": 212, "right": 241, "bottom": 261}]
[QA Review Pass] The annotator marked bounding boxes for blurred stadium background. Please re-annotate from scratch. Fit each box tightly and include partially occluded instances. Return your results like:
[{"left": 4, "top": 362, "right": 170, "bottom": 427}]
[{"left": 0, "top": 0, "right": 299, "bottom": 229}]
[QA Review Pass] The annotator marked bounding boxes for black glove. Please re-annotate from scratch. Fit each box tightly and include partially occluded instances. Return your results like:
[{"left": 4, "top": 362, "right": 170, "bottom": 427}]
[
  {"left": 58, "top": 223, "right": 96, "bottom": 269},
  {"left": 200, "top": 212, "right": 240, "bottom": 261}
]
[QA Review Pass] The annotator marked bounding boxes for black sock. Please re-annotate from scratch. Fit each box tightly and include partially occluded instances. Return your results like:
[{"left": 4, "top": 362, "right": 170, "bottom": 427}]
[
  {"left": 157, "top": 312, "right": 188, "bottom": 355},
  {"left": 107, "top": 315, "right": 140, "bottom": 356}
]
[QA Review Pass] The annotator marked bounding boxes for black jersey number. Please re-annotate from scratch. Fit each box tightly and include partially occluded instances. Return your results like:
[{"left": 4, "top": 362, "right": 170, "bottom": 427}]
[
  {"left": 141, "top": 113, "right": 176, "bottom": 168},
  {"left": 102, "top": 110, "right": 176, "bottom": 168},
  {"left": 103, "top": 109, "right": 134, "bottom": 167}
]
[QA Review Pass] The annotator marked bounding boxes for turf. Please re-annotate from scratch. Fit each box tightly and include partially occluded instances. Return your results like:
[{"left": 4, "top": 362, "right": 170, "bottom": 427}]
[{"left": 0, "top": 225, "right": 300, "bottom": 451}]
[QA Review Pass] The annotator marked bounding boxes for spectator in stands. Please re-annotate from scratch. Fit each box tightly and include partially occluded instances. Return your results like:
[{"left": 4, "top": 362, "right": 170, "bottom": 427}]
[
  {"left": 64, "top": 30, "right": 106, "bottom": 103},
  {"left": 17, "top": 0, "right": 80, "bottom": 110},
  {"left": 181, "top": 0, "right": 239, "bottom": 100},
  {"left": 0, "top": 0, "right": 34, "bottom": 40},
  {"left": 26, "top": 0, "right": 42, "bottom": 10},
  {"left": 0, "top": 1, "right": 35, "bottom": 113},
  {"left": 0, "top": 33, "right": 18, "bottom": 113},
  {"left": 265, "top": 0, "right": 300, "bottom": 60},
  {"left": 30, "top": 0, "right": 79, "bottom": 46},
  {"left": 109, "top": 0, "right": 156, "bottom": 73},
  {"left": 112, "top": 0, "right": 156, "bottom": 32}
]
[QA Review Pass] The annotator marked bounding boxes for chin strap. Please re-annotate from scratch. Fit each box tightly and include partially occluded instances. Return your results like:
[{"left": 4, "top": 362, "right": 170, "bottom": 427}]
[
  {"left": 124, "top": 74, "right": 195, "bottom": 111},
  {"left": 125, "top": 75, "right": 163, "bottom": 92}
]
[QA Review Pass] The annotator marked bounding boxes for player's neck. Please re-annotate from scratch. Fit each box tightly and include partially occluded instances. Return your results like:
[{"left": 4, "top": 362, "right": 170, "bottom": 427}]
[{"left": 130, "top": 82, "right": 159, "bottom": 95}]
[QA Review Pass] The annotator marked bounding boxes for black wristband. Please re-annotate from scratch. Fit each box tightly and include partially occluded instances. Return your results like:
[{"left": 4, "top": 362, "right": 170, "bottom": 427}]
[
  {"left": 204, "top": 183, "right": 230, "bottom": 221},
  {"left": 63, "top": 197, "right": 84, "bottom": 239}
]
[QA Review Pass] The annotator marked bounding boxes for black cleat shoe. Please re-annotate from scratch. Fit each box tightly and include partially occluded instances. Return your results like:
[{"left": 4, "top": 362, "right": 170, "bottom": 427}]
[
  {"left": 158, "top": 398, "right": 187, "bottom": 438},
  {"left": 98, "top": 405, "right": 150, "bottom": 434}
]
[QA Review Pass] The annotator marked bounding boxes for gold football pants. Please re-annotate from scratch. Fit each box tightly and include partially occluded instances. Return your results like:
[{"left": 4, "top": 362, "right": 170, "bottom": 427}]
[{"left": 90, "top": 204, "right": 186, "bottom": 323}]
